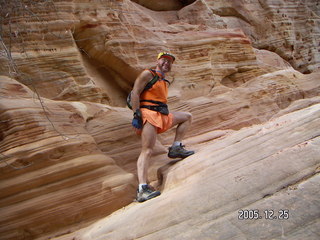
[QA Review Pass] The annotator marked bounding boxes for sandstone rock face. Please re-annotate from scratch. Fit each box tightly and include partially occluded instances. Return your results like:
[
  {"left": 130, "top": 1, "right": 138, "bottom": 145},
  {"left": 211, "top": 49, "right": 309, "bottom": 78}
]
[
  {"left": 0, "top": 0, "right": 319, "bottom": 239},
  {"left": 64, "top": 103, "right": 320, "bottom": 240},
  {"left": 0, "top": 76, "right": 136, "bottom": 239}
]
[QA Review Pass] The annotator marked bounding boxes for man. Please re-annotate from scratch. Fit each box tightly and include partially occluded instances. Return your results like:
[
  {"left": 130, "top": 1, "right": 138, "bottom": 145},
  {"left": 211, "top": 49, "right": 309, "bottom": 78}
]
[{"left": 131, "top": 52, "right": 195, "bottom": 202}]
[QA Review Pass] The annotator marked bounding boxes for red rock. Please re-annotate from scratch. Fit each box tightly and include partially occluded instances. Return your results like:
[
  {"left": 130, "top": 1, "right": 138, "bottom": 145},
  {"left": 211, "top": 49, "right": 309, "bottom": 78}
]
[{"left": 0, "top": 0, "right": 319, "bottom": 239}]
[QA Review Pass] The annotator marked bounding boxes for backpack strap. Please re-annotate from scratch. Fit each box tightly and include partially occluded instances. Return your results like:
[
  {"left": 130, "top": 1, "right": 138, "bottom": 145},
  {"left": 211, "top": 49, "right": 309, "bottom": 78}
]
[
  {"left": 144, "top": 69, "right": 170, "bottom": 90},
  {"left": 143, "top": 69, "right": 159, "bottom": 91}
]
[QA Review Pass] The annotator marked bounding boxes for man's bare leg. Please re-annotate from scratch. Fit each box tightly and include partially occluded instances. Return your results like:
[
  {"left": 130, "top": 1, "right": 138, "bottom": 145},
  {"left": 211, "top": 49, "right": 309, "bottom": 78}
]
[
  {"left": 171, "top": 112, "right": 192, "bottom": 142},
  {"left": 136, "top": 122, "right": 161, "bottom": 202},
  {"left": 137, "top": 122, "right": 157, "bottom": 184},
  {"left": 168, "top": 111, "right": 194, "bottom": 159}
]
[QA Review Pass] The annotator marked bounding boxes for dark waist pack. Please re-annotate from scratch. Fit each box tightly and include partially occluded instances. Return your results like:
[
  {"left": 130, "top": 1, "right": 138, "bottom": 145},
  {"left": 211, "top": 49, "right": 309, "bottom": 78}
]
[
  {"left": 140, "top": 100, "right": 169, "bottom": 115},
  {"left": 140, "top": 105, "right": 169, "bottom": 115}
]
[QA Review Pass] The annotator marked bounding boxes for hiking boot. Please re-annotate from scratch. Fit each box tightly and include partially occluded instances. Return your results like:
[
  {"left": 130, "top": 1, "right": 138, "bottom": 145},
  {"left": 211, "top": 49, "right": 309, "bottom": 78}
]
[
  {"left": 136, "top": 185, "right": 161, "bottom": 202},
  {"left": 168, "top": 143, "right": 195, "bottom": 159}
]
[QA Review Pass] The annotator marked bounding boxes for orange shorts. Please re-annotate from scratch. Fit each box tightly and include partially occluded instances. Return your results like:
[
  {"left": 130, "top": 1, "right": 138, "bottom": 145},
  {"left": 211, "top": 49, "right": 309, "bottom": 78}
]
[{"left": 136, "top": 108, "right": 173, "bottom": 135}]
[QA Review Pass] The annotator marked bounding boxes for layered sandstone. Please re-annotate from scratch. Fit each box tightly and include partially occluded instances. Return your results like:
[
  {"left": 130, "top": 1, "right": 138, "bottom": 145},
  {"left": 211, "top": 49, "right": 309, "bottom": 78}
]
[
  {"left": 58, "top": 102, "right": 320, "bottom": 240},
  {"left": 0, "top": 0, "right": 319, "bottom": 239},
  {"left": 0, "top": 76, "right": 137, "bottom": 239}
]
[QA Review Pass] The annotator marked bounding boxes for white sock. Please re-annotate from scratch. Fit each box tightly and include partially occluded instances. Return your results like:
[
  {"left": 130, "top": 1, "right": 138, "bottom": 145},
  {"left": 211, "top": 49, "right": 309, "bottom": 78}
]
[
  {"left": 172, "top": 141, "right": 181, "bottom": 147},
  {"left": 139, "top": 183, "right": 147, "bottom": 192}
]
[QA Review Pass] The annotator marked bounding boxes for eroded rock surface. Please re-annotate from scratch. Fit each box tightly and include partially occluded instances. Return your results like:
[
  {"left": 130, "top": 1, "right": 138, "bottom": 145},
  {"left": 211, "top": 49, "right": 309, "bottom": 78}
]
[
  {"left": 63, "top": 103, "right": 320, "bottom": 240},
  {"left": 0, "top": 0, "right": 319, "bottom": 239},
  {"left": 0, "top": 76, "right": 136, "bottom": 239}
]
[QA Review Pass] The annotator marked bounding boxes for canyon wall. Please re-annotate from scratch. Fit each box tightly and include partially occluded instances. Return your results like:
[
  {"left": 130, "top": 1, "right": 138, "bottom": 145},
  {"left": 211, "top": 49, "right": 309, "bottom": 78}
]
[{"left": 0, "top": 0, "right": 319, "bottom": 239}]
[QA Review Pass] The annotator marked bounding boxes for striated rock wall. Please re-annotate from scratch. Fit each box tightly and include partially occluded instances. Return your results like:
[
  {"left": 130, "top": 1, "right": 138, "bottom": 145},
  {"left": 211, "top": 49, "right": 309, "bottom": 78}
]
[
  {"left": 205, "top": 0, "right": 320, "bottom": 73},
  {"left": 0, "top": 0, "right": 319, "bottom": 239},
  {"left": 65, "top": 103, "right": 320, "bottom": 240},
  {"left": 0, "top": 76, "right": 136, "bottom": 239}
]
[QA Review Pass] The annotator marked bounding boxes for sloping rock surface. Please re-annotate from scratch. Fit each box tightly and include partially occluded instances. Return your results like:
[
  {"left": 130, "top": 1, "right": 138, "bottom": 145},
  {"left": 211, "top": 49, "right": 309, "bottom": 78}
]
[
  {"left": 63, "top": 103, "right": 320, "bottom": 240},
  {"left": 0, "top": 0, "right": 319, "bottom": 239}
]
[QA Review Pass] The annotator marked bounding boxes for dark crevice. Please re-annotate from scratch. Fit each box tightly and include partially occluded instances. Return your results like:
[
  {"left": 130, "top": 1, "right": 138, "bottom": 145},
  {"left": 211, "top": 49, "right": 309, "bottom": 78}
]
[{"left": 130, "top": 0, "right": 196, "bottom": 11}]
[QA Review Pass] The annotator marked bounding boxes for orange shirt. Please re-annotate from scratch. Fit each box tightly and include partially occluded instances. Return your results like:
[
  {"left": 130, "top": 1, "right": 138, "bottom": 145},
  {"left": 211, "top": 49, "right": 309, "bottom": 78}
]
[
  {"left": 139, "top": 69, "right": 169, "bottom": 106},
  {"left": 135, "top": 69, "right": 173, "bottom": 134}
]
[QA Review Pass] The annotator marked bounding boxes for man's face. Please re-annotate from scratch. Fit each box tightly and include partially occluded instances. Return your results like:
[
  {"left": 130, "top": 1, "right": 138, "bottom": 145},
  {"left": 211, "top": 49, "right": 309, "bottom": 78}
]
[{"left": 157, "top": 57, "right": 173, "bottom": 73}]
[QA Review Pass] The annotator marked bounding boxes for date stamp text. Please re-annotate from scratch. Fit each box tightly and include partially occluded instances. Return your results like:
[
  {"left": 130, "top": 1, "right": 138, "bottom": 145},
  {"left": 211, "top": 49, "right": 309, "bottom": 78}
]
[{"left": 238, "top": 209, "right": 290, "bottom": 220}]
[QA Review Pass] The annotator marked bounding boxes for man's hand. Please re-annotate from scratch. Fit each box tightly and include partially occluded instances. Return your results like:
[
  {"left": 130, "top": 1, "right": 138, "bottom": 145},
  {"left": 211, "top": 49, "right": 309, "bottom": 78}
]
[{"left": 132, "top": 109, "right": 143, "bottom": 129}]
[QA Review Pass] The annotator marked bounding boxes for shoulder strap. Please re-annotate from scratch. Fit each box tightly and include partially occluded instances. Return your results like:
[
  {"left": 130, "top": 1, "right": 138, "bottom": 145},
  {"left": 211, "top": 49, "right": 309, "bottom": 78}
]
[
  {"left": 151, "top": 69, "right": 171, "bottom": 85},
  {"left": 148, "top": 69, "right": 156, "bottom": 76},
  {"left": 143, "top": 69, "right": 159, "bottom": 91}
]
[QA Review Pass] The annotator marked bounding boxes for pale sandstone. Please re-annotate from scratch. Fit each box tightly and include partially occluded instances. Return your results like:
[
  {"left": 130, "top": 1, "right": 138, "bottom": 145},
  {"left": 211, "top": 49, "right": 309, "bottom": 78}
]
[
  {"left": 1, "top": 0, "right": 319, "bottom": 104},
  {"left": 0, "top": 76, "right": 136, "bottom": 239},
  {"left": 206, "top": 0, "right": 320, "bottom": 73},
  {"left": 0, "top": 0, "right": 319, "bottom": 239},
  {"left": 56, "top": 103, "right": 320, "bottom": 240}
]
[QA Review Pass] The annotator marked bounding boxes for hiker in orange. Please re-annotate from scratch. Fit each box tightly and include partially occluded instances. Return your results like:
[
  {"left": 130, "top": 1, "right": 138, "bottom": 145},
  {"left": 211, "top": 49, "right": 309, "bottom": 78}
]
[{"left": 130, "top": 52, "right": 195, "bottom": 202}]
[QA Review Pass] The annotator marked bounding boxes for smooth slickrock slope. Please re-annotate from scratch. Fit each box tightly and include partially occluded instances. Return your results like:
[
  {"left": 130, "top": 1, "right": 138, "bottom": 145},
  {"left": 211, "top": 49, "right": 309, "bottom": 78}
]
[
  {"left": 0, "top": 0, "right": 319, "bottom": 239},
  {"left": 60, "top": 103, "right": 320, "bottom": 240}
]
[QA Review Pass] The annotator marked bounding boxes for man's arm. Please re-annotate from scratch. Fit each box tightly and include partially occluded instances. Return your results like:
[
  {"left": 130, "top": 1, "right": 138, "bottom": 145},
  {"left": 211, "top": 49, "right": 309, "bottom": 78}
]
[{"left": 131, "top": 70, "right": 153, "bottom": 112}]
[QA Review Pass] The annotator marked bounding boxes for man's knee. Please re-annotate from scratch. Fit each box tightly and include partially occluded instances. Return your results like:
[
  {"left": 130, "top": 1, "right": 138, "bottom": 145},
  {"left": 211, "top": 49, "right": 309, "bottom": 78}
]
[
  {"left": 172, "top": 111, "right": 192, "bottom": 126},
  {"left": 180, "top": 111, "right": 192, "bottom": 122},
  {"left": 141, "top": 147, "right": 153, "bottom": 158},
  {"left": 185, "top": 112, "right": 192, "bottom": 121}
]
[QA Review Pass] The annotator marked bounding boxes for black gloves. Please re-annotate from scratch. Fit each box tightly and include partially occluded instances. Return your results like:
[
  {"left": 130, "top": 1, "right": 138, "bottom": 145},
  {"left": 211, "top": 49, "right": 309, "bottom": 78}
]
[{"left": 132, "top": 109, "right": 143, "bottom": 129}]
